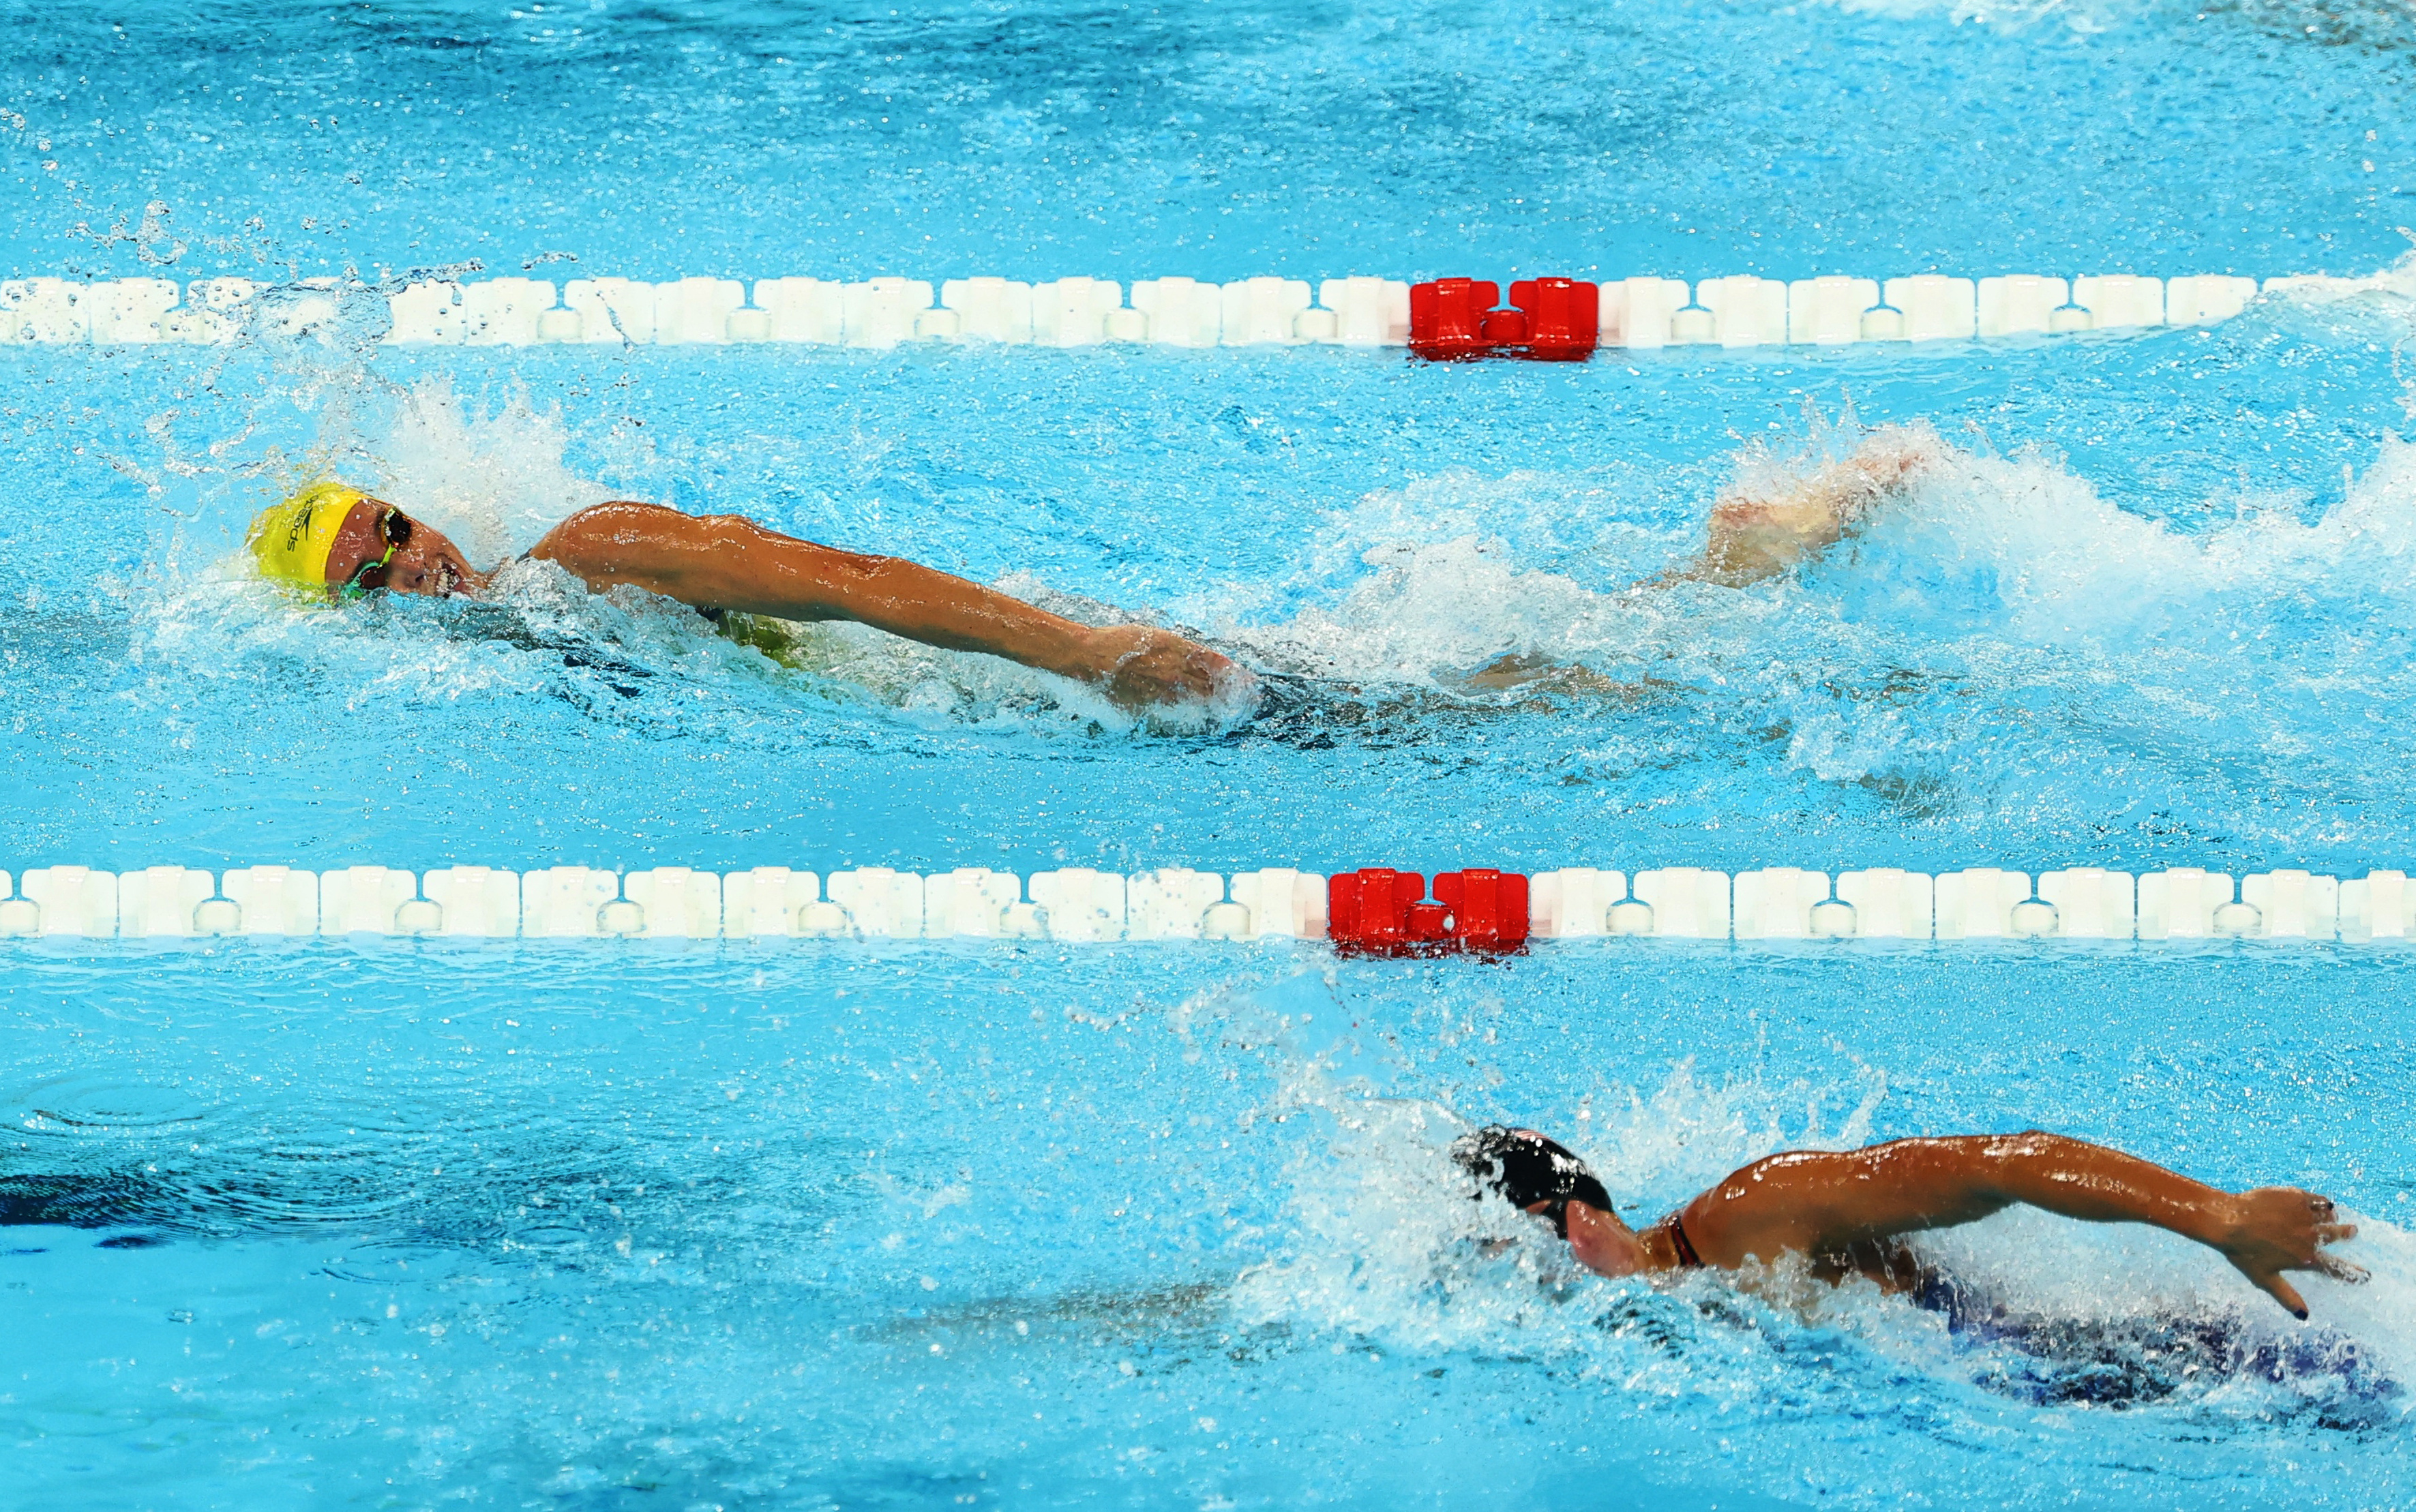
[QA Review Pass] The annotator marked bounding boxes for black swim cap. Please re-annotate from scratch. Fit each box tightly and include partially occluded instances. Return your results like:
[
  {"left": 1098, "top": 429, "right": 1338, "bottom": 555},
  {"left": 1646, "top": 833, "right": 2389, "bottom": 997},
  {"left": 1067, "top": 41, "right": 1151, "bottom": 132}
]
[{"left": 1450, "top": 1125, "right": 1613, "bottom": 1239}]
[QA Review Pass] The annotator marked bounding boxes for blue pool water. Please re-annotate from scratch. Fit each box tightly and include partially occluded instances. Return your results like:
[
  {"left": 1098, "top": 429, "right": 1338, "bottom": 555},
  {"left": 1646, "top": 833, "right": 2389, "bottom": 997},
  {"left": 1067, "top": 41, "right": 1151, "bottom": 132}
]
[
  {"left": 7, "top": 949, "right": 2414, "bottom": 1508},
  {"left": 7, "top": 0, "right": 2416, "bottom": 1507}
]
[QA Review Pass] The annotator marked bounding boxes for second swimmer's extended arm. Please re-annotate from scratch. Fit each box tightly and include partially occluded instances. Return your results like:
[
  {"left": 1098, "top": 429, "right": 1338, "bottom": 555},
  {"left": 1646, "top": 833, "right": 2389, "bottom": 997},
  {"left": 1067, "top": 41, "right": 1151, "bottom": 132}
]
[
  {"left": 529, "top": 502, "right": 1236, "bottom": 709},
  {"left": 1687, "top": 1132, "right": 2363, "bottom": 1317}
]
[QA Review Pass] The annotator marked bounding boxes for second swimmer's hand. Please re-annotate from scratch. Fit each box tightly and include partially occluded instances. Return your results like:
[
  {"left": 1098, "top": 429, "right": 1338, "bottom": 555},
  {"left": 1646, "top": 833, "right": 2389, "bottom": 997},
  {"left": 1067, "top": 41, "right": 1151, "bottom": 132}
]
[
  {"left": 2213, "top": 1188, "right": 2366, "bottom": 1318},
  {"left": 1079, "top": 624, "right": 1248, "bottom": 712}
]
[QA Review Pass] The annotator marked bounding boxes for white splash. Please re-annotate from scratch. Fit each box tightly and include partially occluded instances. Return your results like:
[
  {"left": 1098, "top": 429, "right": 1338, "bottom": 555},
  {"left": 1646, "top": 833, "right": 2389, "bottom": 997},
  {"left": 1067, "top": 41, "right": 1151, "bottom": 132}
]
[
  {"left": 1224, "top": 1039, "right": 1892, "bottom": 1360},
  {"left": 354, "top": 376, "right": 616, "bottom": 565},
  {"left": 1215, "top": 410, "right": 2416, "bottom": 699},
  {"left": 1222, "top": 1008, "right": 2414, "bottom": 1430}
]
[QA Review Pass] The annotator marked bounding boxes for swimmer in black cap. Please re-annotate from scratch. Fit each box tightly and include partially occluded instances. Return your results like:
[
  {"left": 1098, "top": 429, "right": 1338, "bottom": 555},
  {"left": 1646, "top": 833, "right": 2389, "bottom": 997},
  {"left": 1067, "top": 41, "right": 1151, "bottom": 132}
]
[{"left": 1452, "top": 1125, "right": 2367, "bottom": 1320}]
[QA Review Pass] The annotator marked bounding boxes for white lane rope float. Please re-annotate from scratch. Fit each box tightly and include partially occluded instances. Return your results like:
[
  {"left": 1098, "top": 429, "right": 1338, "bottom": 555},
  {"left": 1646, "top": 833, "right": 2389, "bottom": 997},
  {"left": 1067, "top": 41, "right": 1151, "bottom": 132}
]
[
  {"left": 0, "top": 860, "right": 2400, "bottom": 948},
  {"left": 0, "top": 270, "right": 2297, "bottom": 354}
]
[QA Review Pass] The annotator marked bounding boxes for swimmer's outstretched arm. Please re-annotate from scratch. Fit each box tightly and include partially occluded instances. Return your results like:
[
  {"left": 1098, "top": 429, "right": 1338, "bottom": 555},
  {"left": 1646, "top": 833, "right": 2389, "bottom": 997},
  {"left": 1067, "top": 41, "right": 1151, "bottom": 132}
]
[
  {"left": 1675, "top": 1132, "right": 2366, "bottom": 1318},
  {"left": 528, "top": 502, "right": 1238, "bottom": 711}
]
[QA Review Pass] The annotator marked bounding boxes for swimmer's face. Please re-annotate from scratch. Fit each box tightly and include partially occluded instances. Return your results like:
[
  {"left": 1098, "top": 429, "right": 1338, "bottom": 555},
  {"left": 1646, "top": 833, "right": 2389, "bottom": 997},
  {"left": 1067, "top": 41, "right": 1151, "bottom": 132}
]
[{"left": 325, "top": 497, "right": 482, "bottom": 599}]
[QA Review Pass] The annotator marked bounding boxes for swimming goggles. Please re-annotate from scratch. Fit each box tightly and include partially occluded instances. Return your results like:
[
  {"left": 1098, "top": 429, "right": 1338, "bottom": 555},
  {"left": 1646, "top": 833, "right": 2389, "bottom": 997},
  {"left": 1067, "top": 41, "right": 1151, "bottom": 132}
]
[{"left": 340, "top": 508, "right": 413, "bottom": 599}]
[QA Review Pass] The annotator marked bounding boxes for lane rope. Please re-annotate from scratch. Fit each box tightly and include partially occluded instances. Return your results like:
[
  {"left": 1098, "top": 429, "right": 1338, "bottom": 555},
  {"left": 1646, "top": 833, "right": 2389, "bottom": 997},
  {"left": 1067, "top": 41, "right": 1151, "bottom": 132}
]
[
  {"left": 0, "top": 271, "right": 2289, "bottom": 352},
  {"left": 0, "top": 861, "right": 2394, "bottom": 945}
]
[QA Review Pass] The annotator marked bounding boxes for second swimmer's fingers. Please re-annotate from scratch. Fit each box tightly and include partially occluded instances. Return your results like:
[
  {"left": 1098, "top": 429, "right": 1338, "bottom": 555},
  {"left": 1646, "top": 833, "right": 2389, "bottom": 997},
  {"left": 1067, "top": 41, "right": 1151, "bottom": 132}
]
[{"left": 2243, "top": 1267, "right": 2311, "bottom": 1320}]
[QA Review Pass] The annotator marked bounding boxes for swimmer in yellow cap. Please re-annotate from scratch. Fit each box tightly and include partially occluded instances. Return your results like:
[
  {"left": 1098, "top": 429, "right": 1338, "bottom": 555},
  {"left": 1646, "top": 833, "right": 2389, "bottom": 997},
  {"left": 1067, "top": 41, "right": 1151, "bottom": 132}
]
[{"left": 247, "top": 485, "right": 1241, "bottom": 712}]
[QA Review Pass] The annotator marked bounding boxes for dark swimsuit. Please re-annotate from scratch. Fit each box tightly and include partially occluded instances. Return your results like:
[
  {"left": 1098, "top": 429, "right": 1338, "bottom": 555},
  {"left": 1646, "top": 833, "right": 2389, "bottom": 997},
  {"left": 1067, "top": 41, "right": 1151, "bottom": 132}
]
[{"left": 1654, "top": 1213, "right": 1704, "bottom": 1268}]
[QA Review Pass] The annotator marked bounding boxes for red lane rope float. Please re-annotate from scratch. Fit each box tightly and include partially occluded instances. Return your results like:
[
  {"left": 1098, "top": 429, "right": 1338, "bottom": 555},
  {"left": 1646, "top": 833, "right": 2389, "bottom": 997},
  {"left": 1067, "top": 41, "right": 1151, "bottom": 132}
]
[
  {"left": 1409, "top": 277, "right": 1598, "bottom": 361},
  {"left": 1327, "top": 867, "right": 1532, "bottom": 956},
  {"left": 1435, "top": 868, "right": 1532, "bottom": 952},
  {"left": 1407, "top": 280, "right": 1495, "bottom": 358},
  {"left": 1512, "top": 279, "right": 1598, "bottom": 360}
]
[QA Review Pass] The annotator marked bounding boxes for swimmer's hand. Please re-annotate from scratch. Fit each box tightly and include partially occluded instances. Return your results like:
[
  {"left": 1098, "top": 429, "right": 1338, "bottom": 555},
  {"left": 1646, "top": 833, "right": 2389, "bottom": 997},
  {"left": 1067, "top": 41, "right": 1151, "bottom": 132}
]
[
  {"left": 1080, "top": 624, "right": 1251, "bottom": 712},
  {"left": 1667, "top": 427, "right": 1940, "bottom": 589},
  {"left": 2213, "top": 1188, "right": 2366, "bottom": 1319}
]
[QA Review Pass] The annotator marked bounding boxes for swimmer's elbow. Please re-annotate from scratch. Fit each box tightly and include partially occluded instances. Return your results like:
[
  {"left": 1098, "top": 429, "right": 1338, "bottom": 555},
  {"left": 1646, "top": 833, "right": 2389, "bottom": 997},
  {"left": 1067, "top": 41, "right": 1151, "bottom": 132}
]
[
  {"left": 2001, "top": 1130, "right": 2081, "bottom": 1155},
  {"left": 535, "top": 506, "right": 747, "bottom": 597},
  {"left": 1965, "top": 1131, "right": 2091, "bottom": 1196}
]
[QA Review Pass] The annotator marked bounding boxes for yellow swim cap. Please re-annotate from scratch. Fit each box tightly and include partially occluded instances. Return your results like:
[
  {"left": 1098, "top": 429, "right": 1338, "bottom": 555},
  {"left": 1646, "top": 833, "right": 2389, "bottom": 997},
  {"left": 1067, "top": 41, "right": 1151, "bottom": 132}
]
[{"left": 248, "top": 481, "right": 366, "bottom": 588}]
